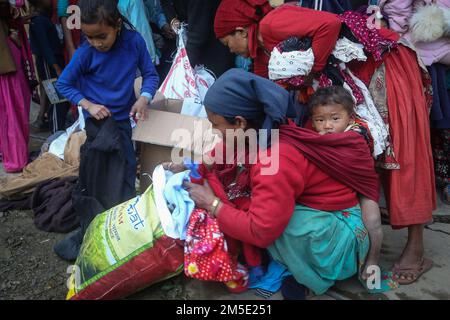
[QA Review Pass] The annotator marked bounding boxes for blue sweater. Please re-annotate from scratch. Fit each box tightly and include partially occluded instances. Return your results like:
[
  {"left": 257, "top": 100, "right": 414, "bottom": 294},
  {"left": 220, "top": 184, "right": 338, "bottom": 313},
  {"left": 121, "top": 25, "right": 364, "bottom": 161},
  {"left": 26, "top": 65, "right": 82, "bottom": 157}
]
[{"left": 56, "top": 29, "right": 159, "bottom": 121}]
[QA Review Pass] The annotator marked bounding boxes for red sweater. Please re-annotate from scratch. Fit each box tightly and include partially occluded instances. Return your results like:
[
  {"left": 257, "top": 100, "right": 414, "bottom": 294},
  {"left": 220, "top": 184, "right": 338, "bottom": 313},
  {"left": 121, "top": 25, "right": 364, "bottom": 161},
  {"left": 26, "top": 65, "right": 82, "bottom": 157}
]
[
  {"left": 216, "top": 142, "right": 358, "bottom": 249},
  {"left": 253, "top": 5, "right": 342, "bottom": 78}
]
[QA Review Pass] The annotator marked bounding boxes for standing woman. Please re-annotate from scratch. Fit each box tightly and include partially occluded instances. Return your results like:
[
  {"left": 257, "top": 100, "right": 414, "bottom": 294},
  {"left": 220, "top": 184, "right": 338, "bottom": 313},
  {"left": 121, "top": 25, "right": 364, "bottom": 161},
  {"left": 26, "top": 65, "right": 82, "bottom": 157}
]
[
  {"left": 214, "top": 0, "right": 341, "bottom": 78},
  {"left": 348, "top": 16, "right": 437, "bottom": 284},
  {"left": 0, "top": 0, "right": 35, "bottom": 172}
]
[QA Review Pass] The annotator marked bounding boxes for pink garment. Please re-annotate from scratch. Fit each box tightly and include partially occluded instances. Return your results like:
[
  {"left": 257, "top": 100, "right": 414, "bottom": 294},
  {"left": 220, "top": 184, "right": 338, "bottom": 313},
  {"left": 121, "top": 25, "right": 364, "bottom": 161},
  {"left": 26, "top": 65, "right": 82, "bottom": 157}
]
[
  {"left": 9, "top": 0, "right": 26, "bottom": 7},
  {"left": 0, "top": 38, "right": 31, "bottom": 173},
  {"left": 378, "top": 0, "right": 415, "bottom": 34},
  {"left": 380, "top": 0, "right": 450, "bottom": 66}
]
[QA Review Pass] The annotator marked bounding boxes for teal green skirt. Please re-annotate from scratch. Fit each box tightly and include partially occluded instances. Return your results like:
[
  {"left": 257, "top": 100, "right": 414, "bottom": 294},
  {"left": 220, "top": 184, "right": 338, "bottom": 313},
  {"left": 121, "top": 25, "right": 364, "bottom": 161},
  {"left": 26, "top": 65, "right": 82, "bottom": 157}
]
[{"left": 268, "top": 204, "right": 369, "bottom": 295}]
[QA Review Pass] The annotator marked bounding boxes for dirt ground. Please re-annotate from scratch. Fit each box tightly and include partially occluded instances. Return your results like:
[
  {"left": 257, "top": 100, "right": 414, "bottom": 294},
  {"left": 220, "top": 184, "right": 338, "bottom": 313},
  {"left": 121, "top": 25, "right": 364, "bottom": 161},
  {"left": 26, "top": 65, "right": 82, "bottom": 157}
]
[
  {"left": 0, "top": 209, "right": 69, "bottom": 300},
  {"left": 0, "top": 207, "right": 192, "bottom": 300}
]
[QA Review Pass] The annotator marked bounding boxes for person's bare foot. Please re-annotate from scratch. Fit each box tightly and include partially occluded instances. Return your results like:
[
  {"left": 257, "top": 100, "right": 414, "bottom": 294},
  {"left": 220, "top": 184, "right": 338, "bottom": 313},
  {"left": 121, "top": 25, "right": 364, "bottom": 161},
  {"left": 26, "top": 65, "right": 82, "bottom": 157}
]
[
  {"left": 392, "top": 258, "right": 433, "bottom": 285},
  {"left": 392, "top": 224, "right": 432, "bottom": 284},
  {"left": 361, "top": 260, "right": 380, "bottom": 280}
]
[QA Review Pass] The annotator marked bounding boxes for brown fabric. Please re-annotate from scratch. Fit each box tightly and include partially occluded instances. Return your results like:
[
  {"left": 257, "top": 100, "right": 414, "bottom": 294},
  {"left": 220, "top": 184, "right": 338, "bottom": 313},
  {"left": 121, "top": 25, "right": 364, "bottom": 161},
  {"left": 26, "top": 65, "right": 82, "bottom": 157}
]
[
  {"left": 0, "top": 20, "right": 16, "bottom": 75},
  {"left": 0, "top": 153, "right": 79, "bottom": 198},
  {"left": 0, "top": 132, "right": 85, "bottom": 199},
  {"left": 64, "top": 131, "right": 86, "bottom": 167}
]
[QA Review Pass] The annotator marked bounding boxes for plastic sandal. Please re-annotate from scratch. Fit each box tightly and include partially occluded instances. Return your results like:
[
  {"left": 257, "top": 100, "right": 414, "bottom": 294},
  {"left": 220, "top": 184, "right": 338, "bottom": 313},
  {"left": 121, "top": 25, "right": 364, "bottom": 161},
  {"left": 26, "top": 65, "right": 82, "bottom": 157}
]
[
  {"left": 392, "top": 258, "right": 433, "bottom": 285},
  {"left": 359, "top": 269, "right": 399, "bottom": 294}
]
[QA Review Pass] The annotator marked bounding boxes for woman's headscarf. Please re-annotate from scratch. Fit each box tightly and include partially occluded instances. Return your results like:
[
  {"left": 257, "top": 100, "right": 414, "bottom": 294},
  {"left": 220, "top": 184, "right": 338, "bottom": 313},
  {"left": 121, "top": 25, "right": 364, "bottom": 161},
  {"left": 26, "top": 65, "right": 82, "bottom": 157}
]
[
  {"left": 204, "top": 68, "right": 289, "bottom": 136},
  {"left": 214, "top": 0, "right": 273, "bottom": 58},
  {"left": 214, "top": 0, "right": 272, "bottom": 38}
]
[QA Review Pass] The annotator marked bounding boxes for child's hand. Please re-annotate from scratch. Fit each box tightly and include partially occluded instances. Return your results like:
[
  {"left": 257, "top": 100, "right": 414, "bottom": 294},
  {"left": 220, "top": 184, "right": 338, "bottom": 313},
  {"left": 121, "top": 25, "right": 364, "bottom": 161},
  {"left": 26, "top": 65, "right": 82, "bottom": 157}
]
[
  {"left": 80, "top": 99, "right": 111, "bottom": 120},
  {"left": 130, "top": 96, "right": 149, "bottom": 120}
]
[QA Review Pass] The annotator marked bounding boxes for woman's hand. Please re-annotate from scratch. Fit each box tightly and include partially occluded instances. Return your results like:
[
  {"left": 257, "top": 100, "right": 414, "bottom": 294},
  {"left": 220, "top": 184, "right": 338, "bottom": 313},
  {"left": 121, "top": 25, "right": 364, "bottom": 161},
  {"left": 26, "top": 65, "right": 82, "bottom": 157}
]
[
  {"left": 183, "top": 181, "right": 217, "bottom": 212},
  {"left": 162, "top": 162, "right": 186, "bottom": 173},
  {"left": 170, "top": 18, "right": 181, "bottom": 32},
  {"left": 161, "top": 23, "right": 176, "bottom": 39}
]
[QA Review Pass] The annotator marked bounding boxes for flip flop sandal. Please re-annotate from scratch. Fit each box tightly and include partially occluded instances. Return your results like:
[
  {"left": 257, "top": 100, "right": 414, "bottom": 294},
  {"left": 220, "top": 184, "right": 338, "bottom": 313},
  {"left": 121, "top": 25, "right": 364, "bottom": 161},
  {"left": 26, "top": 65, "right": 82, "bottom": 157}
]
[
  {"left": 392, "top": 258, "right": 433, "bottom": 285},
  {"left": 359, "top": 269, "right": 399, "bottom": 294}
]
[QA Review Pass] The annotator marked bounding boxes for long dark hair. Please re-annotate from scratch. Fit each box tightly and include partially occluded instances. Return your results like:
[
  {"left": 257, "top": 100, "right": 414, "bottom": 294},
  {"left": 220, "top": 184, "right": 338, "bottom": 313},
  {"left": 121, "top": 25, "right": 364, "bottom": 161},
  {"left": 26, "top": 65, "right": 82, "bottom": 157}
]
[{"left": 78, "top": 0, "right": 135, "bottom": 30}]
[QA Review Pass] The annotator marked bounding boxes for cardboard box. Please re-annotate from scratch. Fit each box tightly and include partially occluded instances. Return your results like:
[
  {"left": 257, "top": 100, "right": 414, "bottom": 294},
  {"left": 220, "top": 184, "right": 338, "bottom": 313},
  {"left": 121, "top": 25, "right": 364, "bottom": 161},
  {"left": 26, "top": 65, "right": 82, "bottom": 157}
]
[{"left": 132, "top": 91, "right": 217, "bottom": 192}]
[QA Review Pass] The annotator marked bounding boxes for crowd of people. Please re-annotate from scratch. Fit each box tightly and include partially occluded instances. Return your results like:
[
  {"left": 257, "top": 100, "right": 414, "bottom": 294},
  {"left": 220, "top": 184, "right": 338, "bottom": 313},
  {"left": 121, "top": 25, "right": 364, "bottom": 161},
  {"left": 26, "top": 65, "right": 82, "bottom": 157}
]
[{"left": 0, "top": 0, "right": 449, "bottom": 299}]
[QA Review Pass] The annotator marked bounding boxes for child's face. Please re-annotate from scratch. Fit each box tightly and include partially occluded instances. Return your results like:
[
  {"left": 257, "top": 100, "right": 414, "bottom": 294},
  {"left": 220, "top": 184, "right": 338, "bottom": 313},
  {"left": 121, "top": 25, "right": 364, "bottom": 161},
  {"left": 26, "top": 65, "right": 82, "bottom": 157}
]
[
  {"left": 311, "top": 103, "right": 354, "bottom": 135},
  {"left": 81, "top": 21, "right": 121, "bottom": 53}
]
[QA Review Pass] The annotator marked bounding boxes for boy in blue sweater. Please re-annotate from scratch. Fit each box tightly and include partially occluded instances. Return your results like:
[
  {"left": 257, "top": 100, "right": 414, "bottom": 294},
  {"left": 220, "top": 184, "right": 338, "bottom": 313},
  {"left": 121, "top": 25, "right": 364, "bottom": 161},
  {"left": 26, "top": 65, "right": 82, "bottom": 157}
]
[
  {"left": 56, "top": 0, "right": 160, "bottom": 198},
  {"left": 56, "top": 0, "right": 159, "bottom": 185},
  {"left": 55, "top": 0, "right": 159, "bottom": 261},
  {"left": 57, "top": 0, "right": 159, "bottom": 122}
]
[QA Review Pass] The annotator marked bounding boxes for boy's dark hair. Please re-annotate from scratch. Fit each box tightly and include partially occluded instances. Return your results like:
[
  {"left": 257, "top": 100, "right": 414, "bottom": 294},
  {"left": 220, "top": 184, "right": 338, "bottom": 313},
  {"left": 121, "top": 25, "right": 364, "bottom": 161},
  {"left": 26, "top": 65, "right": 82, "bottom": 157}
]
[
  {"left": 78, "top": 0, "right": 134, "bottom": 30},
  {"left": 308, "top": 86, "right": 355, "bottom": 116}
]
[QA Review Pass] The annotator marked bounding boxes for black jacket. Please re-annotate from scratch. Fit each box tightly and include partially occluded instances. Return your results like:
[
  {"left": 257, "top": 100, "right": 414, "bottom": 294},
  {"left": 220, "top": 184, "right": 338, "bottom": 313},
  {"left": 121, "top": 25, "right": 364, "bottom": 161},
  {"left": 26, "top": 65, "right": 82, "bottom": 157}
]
[
  {"left": 73, "top": 117, "right": 136, "bottom": 232},
  {"left": 161, "top": 0, "right": 235, "bottom": 77}
]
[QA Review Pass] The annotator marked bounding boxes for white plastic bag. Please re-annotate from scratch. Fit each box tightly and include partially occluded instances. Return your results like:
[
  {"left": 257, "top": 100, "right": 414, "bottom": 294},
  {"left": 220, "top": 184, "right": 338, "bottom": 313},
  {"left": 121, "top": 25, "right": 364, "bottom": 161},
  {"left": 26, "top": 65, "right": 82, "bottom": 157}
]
[
  {"left": 194, "top": 65, "right": 215, "bottom": 102},
  {"left": 159, "top": 25, "right": 215, "bottom": 103},
  {"left": 181, "top": 97, "right": 207, "bottom": 118},
  {"left": 152, "top": 164, "right": 178, "bottom": 239},
  {"left": 48, "top": 107, "right": 85, "bottom": 160}
]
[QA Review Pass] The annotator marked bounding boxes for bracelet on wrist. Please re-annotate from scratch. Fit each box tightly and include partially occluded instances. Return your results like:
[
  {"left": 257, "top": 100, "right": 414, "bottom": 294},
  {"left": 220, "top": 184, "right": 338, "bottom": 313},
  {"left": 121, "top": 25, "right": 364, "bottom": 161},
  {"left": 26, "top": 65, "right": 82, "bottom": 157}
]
[{"left": 210, "top": 197, "right": 221, "bottom": 217}]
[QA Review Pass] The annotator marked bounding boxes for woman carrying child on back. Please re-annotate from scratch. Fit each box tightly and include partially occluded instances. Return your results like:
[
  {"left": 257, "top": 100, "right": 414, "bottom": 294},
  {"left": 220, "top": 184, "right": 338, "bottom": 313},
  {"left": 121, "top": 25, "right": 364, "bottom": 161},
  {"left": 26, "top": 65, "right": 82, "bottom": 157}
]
[{"left": 55, "top": 0, "right": 159, "bottom": 261}]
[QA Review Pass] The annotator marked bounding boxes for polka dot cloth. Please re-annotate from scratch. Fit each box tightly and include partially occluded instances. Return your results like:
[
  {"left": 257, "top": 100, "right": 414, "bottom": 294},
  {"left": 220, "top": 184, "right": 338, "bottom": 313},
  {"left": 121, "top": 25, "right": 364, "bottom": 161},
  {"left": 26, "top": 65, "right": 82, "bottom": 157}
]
[
  {"left": 339, "top": 11, "right": 397, "bottom": 62},
  {"left": 184, "top": 209, "right": 248, "bottom": 283},
  {"left": 268, "top": 47, "right": 315, "bottom": 80}
]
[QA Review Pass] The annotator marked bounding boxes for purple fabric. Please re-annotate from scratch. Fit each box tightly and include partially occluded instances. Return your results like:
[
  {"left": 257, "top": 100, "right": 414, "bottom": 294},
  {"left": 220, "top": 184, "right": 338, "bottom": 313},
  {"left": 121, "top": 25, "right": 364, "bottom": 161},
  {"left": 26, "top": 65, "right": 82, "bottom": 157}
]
[{"left": 0, "top": 38, "right": 31, "bottom": 172}]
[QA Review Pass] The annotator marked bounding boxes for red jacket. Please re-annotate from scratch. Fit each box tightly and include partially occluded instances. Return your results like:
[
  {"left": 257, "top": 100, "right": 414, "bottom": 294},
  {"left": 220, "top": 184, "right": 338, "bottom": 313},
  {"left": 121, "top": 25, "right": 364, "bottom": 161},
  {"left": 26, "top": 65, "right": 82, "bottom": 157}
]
[
  {"left": 253, "top": 5, "right": 342, "bottom": 78},
  {"left": 216, "top": 142, "right": 358, "bottom": 249}
]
